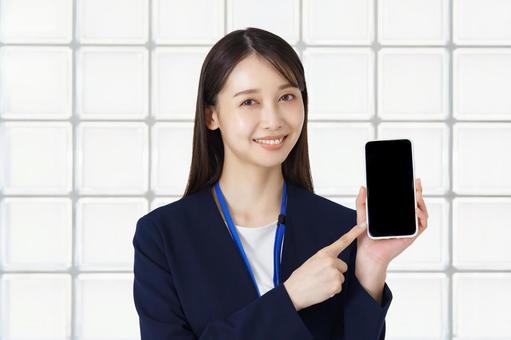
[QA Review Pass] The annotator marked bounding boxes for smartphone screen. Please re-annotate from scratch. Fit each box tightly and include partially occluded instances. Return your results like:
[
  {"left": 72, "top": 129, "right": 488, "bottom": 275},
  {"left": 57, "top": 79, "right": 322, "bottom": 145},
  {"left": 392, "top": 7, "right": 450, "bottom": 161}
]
[{"left": 364, "top": 139, "right": 418, "bottom": 239}]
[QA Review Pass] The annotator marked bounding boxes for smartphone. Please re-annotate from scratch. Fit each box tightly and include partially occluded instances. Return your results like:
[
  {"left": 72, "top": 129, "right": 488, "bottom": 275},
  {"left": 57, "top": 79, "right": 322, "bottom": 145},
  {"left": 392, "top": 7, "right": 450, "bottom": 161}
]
[{"left": 364, "top": 138, "right": 418, "bottom": 240}]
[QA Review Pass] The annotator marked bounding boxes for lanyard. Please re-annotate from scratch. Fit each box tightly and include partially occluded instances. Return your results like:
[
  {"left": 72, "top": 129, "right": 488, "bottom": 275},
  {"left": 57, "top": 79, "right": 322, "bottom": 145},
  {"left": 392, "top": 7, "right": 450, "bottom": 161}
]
[{"left": 214, "top": 179, "right": 287, "bottom": 297}]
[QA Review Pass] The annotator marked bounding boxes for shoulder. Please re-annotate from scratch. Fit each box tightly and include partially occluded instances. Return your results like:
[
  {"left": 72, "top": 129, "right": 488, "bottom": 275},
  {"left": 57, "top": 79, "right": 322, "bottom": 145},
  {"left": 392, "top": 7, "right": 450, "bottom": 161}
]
[
  {"left": 289, "top": 181, "right": 356, "bottom": 224},
  {"left": 288, "top": 182, "right": 358, "bottom": 255},
  {"left": 134, "top": 187, "right": 209, "bottom": 237}
]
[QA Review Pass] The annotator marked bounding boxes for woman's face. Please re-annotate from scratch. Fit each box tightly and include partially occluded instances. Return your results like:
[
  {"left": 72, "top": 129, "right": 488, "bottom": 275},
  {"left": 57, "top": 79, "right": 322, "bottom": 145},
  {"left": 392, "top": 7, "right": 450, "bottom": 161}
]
[{"left": 206, "top": 53, "right": 305, "bottom": 169}]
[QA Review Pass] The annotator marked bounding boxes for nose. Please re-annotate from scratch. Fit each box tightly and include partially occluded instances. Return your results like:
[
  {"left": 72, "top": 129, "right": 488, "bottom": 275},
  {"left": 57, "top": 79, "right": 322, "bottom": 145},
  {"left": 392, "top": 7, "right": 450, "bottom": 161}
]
[{"left": 260, "top": 103, "right": 284, "bottom": 129}]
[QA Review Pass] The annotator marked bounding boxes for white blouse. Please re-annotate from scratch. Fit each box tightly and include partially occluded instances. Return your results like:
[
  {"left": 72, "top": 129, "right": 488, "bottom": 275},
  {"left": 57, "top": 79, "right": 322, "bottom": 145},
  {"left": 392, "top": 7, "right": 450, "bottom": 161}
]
[{"left": 232, "top": 219, "right": 284, "bottom": 296}]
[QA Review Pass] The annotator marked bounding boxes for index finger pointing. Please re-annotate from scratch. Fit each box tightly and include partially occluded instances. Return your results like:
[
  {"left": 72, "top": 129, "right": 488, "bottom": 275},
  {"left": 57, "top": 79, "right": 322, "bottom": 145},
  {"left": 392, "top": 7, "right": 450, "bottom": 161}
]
[{"left": 321, "top": 222, "right": 367, "bottom": 257}]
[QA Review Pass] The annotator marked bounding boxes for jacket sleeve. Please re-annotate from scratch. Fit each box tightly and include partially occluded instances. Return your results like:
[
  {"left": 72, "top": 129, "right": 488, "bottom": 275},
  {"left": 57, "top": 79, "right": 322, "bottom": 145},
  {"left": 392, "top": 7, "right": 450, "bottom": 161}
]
[
  {"left": 133, "top": 216, "right": 315, "bottom": 340},
  {"left": 342, "top": 239, "right": 393, "bottom": 340}
]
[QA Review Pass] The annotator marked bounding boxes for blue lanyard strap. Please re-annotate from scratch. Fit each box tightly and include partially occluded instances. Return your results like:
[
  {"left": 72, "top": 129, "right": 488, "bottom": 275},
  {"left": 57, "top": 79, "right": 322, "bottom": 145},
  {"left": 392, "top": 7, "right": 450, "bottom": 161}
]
[{"left": 214, "top": 180, "right": 287, "bottom": 297}]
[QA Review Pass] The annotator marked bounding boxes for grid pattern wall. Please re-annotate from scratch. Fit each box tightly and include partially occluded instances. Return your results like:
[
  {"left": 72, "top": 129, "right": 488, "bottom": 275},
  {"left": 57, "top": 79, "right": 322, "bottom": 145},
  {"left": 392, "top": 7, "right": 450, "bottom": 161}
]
[{"left": 1, "top": 0, "right": 510, "bottom": 339}]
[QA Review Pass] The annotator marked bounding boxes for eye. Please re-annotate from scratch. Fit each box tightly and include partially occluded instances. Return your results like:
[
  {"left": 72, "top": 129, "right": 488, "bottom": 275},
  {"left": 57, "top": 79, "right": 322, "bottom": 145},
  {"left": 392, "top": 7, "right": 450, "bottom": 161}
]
[
  {"left": 241, "top": 99, "right": 257, "bottom": 107},
  {"left": 280, "top": 93, "right": 295, "bottom": 102}
]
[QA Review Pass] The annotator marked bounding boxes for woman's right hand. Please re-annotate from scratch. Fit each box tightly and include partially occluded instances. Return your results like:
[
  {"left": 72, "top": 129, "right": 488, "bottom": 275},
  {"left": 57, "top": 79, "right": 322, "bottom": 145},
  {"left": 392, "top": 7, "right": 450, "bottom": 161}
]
[{"left": 283, "top": 222, "right": 367, "bottom": 311}]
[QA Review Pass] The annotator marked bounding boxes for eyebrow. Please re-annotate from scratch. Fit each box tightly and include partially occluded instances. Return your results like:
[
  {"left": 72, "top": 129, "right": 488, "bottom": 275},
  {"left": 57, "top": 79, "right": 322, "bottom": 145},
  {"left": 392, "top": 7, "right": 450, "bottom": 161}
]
[{"left": 233, "top": 83, "right": 298, "bottom": 98}]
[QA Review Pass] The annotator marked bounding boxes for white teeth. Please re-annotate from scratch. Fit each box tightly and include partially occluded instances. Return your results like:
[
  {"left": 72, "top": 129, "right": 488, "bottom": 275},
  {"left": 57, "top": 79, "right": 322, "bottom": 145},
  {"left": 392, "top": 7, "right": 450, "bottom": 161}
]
[{"left": 254, "top": 137, "right": 284, "bottom": 145}]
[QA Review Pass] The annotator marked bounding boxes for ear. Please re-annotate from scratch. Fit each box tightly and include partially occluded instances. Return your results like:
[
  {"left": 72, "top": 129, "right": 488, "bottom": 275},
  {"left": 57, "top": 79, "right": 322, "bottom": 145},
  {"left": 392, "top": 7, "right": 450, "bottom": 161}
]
[{"left": 205, "top": 105, "right": 220, "bottom": 131}]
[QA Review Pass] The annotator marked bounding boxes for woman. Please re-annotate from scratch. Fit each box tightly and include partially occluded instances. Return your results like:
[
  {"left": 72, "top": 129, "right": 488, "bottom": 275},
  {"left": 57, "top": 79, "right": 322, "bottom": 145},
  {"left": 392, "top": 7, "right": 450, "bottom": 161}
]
[{"left": 132, "top": 27, "right": 429, "bottom": 339}]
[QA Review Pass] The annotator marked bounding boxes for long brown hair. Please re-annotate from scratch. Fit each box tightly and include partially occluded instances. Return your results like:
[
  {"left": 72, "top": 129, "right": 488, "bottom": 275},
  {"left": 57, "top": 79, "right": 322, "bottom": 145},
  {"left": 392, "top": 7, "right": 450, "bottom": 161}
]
[{"left": 182, "top": 27, "right": 314, "bottom": 197}]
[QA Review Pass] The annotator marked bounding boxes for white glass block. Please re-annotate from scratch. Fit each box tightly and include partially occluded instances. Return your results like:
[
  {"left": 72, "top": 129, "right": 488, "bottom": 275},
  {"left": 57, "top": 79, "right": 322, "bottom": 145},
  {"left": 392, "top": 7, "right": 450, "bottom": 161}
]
[
  {"left": 386, "top": 273, "right": 448, "bottom": 339},
  {"left": 152, "top": 122, "right": 193, "bottom": 195},
  {"left": 453, "top": 123, "right": 511, "bottom": 194},
  {"left": 227, "top": 0, "right": 300, "bottom": 45},
  {"left": 452, "top": 337, "right": 507, "bottom": 340},
  {"left": 0, "top": 198, "right": 71, "bottom": 270},
  {"left": 77, "top": 47, "right": 148, "bottom": 119},
  {"left": 0, "top": 122, "right": 72, "bottom": 194},
  {"left": 0, "top": 0, "right": 72, "bottom": 43},
  {"left": 453, "top": 273, "right": 511, "bottom": 337},
  {"left": 0, "top": 274, "right": 71, "bottom": 339},
  {"left": 76, "top": 274, "right": 139, "bottom": 339},
  {"left": 303, "top": 48, "right": 374, "bottom": 119},
  {"left": 77, "top": 0, "right": 148, "bottom": 44},
  {"left": 378, "top": 123, "right": 450, "bottom": 194},
  {"left": 153, "top": 0, "right": 224, "bottom": 44},
  {"left": 308, "top": 122, "right": 373, "bottom": 195},
  {"left": 378, "top": 48, "right": 449, "bottom": 120},
  {"left": 76, "top": 123, "right": 148, "bottom": 195},
  {"left": 303, "top": 0, "right": 374, "bottom": 45},
  {"left": 151, "top": 197, "right": 180, "bottom": 211},
  {"left": 77, "top": 198, "right": 148, "bottom": 270},
  {"left": 378, "top": 0, "right": 449, "bottom": 45},
  {"left": 453, "top": 0, "right": 511, "bottom": 45},
  {"left": 388, "top": 198, "right": 449, "bottom": 270},
  {"left": 453, "top": 49, "right": 511, "bottom": 120},
  {"left": 152, "top": 47, "right": 209, "bottom": 119},
  {"left": 0, "top": 47, "right": 72, "bottom": 119},
  {"left": 453, "top": 198, "right": 511, "bottom": 269}
]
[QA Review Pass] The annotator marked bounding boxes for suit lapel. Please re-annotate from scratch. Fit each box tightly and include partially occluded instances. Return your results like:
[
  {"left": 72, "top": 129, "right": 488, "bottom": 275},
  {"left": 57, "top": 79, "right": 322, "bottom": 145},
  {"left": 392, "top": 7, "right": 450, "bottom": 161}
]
[{"left": 278, "top": 180, "right": 302, "bottom": 285}]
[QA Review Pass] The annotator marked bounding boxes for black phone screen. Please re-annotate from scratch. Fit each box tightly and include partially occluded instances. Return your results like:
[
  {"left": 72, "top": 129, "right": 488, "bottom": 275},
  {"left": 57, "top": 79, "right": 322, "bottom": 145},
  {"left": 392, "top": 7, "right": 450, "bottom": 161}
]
[{"left": 365, "top": 139, "right": 417, "bottom": 238}]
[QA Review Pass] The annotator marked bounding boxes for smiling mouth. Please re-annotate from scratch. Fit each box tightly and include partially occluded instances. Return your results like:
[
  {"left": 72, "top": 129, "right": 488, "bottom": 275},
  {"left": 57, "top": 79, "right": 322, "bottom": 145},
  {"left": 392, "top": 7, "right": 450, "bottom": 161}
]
[{"left": 252, "top": 135, "right": 288, "bottom": 145}]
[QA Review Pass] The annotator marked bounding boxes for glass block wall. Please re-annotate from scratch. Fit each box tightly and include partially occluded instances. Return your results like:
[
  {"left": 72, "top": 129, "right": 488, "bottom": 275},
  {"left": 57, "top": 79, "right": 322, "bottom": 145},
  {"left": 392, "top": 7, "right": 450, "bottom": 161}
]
[{"left": 0, "top": 0, "right": 510, "bottom": 339}]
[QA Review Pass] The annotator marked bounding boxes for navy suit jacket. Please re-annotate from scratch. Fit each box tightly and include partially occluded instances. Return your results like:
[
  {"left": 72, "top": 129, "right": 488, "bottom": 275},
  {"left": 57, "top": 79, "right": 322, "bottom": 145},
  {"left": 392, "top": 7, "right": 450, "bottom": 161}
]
[{"left": 132, "top": 181, "right": 393, "bottom": 339}]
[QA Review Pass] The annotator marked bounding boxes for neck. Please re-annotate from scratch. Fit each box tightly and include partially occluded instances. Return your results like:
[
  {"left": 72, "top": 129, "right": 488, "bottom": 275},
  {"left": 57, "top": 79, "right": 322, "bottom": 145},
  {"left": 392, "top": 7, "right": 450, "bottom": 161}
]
[{"left": 213, "top": 158, "right": 285, "bottom": 228}]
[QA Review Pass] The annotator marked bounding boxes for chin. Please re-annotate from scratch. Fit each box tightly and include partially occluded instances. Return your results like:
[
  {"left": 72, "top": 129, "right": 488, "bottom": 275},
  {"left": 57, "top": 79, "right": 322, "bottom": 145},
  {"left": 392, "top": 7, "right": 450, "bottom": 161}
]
[{"left": 252, "top": 155, "right": 288, "bottom": 169}]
